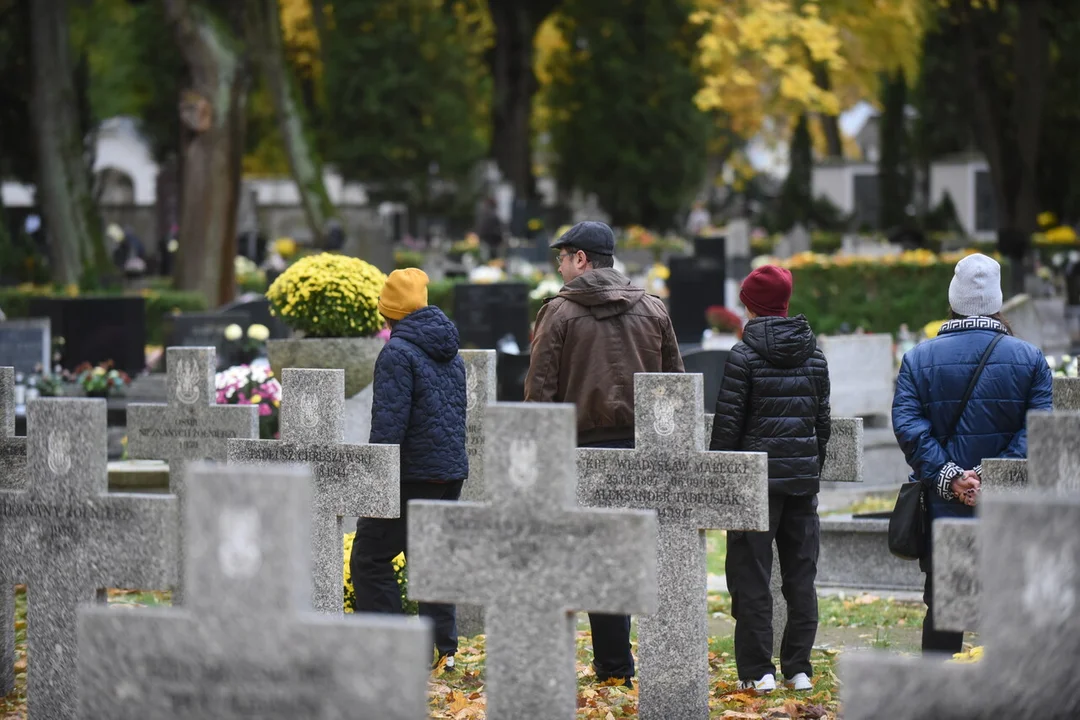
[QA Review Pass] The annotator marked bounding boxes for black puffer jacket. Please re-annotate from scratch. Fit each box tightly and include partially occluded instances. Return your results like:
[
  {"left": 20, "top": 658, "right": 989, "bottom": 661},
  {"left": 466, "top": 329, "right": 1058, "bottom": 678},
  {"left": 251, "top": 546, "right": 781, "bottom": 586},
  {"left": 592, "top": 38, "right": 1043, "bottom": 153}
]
[{"left": 709, "top": 315, "right": 831, "bottom": 495}]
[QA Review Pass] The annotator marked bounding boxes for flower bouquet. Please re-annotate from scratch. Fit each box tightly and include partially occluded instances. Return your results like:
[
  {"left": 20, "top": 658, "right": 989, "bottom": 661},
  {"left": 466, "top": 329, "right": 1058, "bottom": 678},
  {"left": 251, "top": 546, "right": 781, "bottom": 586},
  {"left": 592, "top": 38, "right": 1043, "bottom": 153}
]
[
  {"left": 215, "top": 360, "right": 282, "bottom": 439},
  {"left": 706, "top": 305, "right": 743, "bottom": 338},
  {"left": 71, "top": 361, "right": 130, "bottom": 398}
]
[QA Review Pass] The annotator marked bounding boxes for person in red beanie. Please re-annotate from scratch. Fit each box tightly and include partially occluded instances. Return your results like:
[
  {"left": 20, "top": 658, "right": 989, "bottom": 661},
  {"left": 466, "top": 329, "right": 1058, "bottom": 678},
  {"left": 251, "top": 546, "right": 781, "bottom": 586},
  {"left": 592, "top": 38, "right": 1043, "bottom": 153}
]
[{"left": 709, "top": 264, "right": 831, "bottom": 694}]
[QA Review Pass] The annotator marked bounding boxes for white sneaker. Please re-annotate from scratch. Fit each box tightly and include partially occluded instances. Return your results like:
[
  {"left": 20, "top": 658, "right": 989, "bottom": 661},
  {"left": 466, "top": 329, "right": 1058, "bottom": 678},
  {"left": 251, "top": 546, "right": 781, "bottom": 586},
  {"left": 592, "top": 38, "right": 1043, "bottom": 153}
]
[
  {"left": 444, "top": 655, "right": 455, "bottom": 670},
  {"left": 738, "top": 673, "right": 776, "bottom": 693},
  {"left": 785, "top": 672, "right": 812, "bottom": 691}
]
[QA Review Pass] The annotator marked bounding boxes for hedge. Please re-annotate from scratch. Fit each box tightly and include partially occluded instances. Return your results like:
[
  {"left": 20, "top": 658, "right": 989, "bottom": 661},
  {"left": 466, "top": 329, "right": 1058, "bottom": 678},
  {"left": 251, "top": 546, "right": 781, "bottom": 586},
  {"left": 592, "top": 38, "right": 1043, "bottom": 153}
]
[
  {"left": 0, "top": 286, "right": 208, "bottom": 346},
  {"left": 788, "top": 260, "right": 1011, "bottom": 335}
]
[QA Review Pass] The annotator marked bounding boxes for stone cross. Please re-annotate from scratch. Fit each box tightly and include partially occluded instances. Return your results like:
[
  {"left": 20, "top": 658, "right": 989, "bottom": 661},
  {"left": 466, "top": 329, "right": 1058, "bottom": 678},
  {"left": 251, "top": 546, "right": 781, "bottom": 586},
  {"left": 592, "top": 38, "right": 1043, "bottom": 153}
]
[
  {"left": 0, "top": 399, "right": 177, "bottom": 720},
  {"left": 0, "top": 367, "right": 27, "bottom": 697},
  {"left": 934, "top": 410, "right": 1080, "bottom": 632},
  {"left": 127, "top": 347, "right": 258, "bottom": 603},
  {"left": 77, "top": 463, "right": 431, "bottom": 719},
  {"left": 408, "top": 403, "right": 659, "bottom": 720},
  {"left": 455, "top": 350, "right": 498, "bottom": 638},
  {"left": 578, "top": 374, "right": 769, "bottom": 720},
  {"left": 842, "top": 491, "right": 1080, "bottom": 718},
  {"left": 228, "top": 368, "right": 399, "bottom": 614}
]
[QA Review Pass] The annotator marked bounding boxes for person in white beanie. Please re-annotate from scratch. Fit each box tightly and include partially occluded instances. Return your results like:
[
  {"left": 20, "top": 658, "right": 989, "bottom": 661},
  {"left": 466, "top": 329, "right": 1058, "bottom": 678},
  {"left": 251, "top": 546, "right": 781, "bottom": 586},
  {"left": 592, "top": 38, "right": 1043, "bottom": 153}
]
[{"left": 892, "top": 253, "right": 1053, "bottom": 656}]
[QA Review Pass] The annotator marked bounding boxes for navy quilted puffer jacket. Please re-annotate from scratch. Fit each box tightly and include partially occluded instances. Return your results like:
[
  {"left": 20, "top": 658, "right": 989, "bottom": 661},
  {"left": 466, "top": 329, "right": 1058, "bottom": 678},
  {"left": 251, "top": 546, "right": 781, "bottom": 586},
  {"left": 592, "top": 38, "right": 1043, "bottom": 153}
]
[
  {"left": 893, "top": 317, "right": 1053, "bottom": 519},
  {"left": 370, "top": 305, "right": 468, "bottom": 483}
]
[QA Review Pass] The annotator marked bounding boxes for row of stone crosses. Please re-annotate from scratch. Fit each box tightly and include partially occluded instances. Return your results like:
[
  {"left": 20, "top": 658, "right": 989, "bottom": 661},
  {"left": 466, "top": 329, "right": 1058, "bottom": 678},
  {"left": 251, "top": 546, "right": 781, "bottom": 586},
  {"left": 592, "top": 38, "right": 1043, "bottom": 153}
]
[{"left": 0, "top": 345, "right": 1077, "bottom": 718}]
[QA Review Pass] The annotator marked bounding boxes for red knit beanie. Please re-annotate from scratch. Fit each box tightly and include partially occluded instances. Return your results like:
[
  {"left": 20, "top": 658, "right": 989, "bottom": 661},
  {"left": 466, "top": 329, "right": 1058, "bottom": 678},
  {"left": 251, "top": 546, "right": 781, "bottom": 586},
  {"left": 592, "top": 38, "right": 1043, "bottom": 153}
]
[{"left": 740, "top": 265, "right": 792, "bottom": 317}]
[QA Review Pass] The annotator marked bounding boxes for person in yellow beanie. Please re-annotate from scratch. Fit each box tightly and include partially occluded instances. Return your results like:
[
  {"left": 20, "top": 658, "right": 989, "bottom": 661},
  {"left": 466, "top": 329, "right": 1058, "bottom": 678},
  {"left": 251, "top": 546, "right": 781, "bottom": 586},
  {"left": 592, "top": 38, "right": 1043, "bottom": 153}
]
[
  {"left": 377, "top": 267, "right": 430, "bottom": 323},
  {"left": 350, "top": 267, "right": 468, "bottom": 668}
]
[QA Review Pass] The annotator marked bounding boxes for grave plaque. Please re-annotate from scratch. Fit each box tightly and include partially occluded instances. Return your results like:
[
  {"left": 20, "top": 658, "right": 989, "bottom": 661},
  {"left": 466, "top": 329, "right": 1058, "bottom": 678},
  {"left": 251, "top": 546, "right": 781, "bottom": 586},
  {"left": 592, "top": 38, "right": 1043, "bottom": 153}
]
[
  {"left": 77, "top": 464, "right": 431, "bottom": 720},
  {"left": 456, "top": 350, "right": 498, "bottom": 638},
  {"left": 0, "top": 319, "right": 50, "bottom": 377},
  {"left": 28, "top": 297, "right": 145, "bottom": 375},
  {"left": 579, "top": 374, "right": 769, "bottom": 720},
  {"left": 0, "top": 367, "right": 27, "bottom": 697},
  {"left": 228, "top": 369, "right": 399, "bottom": 613},
  {"left": 127, "top": 347, "right": 258, "bottom": 603},
  {"left": 0, "top": 399, "right": 177, "bottom": 719},
  {"left": 1053, "top": 376, "right": 1080, "bottom": 410},
  {"left": 452, "top": 283, "right": 530, "bottom": 352},
  {"left": 843, "top": 492, "right": 1080, "bottom": 718},
  {"left": 409, "top": 403, "right": 658, "bottom": 720}
]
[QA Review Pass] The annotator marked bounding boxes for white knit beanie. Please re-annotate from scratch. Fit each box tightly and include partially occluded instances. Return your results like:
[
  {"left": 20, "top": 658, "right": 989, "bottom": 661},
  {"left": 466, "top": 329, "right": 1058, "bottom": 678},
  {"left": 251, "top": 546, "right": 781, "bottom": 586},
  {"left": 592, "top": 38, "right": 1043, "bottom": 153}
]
[{"left": 948, "top": 253, "right": 1003, "bottom": 317}]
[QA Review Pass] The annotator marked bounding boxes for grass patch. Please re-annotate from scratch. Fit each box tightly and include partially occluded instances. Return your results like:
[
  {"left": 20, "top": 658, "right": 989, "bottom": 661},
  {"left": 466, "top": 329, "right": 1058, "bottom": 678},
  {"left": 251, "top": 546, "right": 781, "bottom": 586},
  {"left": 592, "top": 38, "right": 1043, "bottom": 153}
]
[
  {"left": 706, "top": 530, "right": 728, "bottom": 577},
  {"left": 822, "top": 494, "right": 896, "bottom": 517},
  {"left": 709, "top": 590, "right": 924, "bottom": 631}
]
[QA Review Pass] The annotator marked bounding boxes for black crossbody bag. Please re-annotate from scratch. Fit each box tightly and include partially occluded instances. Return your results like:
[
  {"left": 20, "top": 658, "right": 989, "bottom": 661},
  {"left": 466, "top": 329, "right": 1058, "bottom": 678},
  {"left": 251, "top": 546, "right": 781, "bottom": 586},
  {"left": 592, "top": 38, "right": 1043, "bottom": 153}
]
[{"left": 888, "top": 333, "right": 1005, "bottom": 561}]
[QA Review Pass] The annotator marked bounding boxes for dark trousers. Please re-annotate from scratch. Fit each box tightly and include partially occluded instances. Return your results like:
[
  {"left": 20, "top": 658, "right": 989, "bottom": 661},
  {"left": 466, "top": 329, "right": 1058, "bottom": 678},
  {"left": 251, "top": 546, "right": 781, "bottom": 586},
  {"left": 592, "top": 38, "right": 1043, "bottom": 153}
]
[
  {"left": 350, "top": 479, "right": 464, "bottom": 659},
  {"left": 727, "top": 493, "right": 819, "bottom": 681},
  {"left": 581, "top": 438, "right": 636, "bottom": 680},
  {"left": 921, "top": 542, "right": 965, "bottom": 655}
]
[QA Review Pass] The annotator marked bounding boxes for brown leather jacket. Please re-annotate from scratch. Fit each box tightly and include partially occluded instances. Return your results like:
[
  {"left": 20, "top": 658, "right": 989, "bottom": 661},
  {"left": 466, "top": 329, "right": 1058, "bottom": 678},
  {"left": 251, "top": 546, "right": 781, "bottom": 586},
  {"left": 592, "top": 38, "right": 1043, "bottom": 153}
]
[{"left": 524, "top": 268, "right": 684, "bottom": 445}]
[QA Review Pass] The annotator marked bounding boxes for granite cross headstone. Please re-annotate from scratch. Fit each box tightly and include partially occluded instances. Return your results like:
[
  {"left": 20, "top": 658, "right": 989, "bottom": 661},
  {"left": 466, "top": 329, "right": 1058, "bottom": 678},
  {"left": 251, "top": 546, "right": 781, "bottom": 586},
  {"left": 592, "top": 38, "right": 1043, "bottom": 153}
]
[
  {"left": 127, "top": 347, "right": 258, "bottom": 603},
  {"left": 0, "top": 367, "right": 27, "bottom": 697},
  {"left": 0, "top": 399, "right": 177, "bottom": 719},
  {"left": 228, "top": 368, "right": 399, "bottom": 613},
  {"left": 455, "top": 350, "right": 497, "bottom": 638},
  {"left": 578, "top": 374, "right": 769, "bottom": 720},
  {"left": 408, "top": 403, "right": 659, "bottom": 720},
  {"left": 77, "top": 463, "right": 431, "bottom": 720},
  {"left": 934, "top": 410, "right": 1080, "bottom": 632},
  {"left": 843, "top": 491, "right": 1080, "bottom": 718}
]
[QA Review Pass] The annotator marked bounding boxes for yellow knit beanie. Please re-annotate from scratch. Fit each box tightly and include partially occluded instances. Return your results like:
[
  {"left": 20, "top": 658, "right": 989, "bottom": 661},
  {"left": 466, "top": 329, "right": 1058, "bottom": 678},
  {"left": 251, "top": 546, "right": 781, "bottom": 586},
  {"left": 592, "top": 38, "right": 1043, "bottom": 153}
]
[{"left": 378, "top": 268, "right": 429, "bottom": 320}]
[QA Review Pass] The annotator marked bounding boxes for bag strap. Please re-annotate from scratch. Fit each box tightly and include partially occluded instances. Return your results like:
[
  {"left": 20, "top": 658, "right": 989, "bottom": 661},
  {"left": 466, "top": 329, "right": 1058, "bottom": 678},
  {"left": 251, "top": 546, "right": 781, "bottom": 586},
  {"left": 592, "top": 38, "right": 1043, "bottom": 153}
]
[{"left": 944, "top": 333, "right": 1005, "bottom": 446}]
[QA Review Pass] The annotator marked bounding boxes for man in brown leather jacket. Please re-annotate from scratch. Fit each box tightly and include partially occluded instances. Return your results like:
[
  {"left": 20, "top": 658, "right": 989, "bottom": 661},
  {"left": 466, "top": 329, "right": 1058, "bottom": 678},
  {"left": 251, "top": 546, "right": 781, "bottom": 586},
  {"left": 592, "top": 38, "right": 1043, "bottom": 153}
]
[{"left": 525, "top": 220, "right": 683, "bottom": 687}]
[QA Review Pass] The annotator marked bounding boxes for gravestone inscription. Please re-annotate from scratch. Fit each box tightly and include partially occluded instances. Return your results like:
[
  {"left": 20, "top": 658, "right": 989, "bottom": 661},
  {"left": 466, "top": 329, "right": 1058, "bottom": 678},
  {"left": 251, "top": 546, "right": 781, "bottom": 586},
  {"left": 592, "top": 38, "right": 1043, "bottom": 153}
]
[
  {"left": 843, "top": 491, "right": 1080, "bottom": 718},
  {"left": 579, "top": 374, "right": 769, "bottom": 720},
  {"left": 228, "top": 369, "right": 399, "bottom": 613},
  {"left": 127, "top": 347, "right": 258, "bottom": 603},
  {"left": 409, "top": 403, "right": 658, "bottom": 720},
  {"left": 0, "top": 399, "right": 177, "bottom": 719},
  {"left": 77, "top": 463, "right": 431, "bottom": 720},
  {"left": 456, "top": 350, "right": 498, "bottom": 638}
]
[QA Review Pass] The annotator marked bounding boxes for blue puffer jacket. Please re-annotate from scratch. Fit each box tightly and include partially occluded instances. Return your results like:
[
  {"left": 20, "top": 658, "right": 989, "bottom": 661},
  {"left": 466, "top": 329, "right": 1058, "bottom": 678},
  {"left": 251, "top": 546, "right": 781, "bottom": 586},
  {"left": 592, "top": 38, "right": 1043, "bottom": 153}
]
[
  {"left": 893, "top": 317, "right": 1053, "bottom": 520},
  {"left": 370, "top": 305, "right": 468, "bottom": 483}
]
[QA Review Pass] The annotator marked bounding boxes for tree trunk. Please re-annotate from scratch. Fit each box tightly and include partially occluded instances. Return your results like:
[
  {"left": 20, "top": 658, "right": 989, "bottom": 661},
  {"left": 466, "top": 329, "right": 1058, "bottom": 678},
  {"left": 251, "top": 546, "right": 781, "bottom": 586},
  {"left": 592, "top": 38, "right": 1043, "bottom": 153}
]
[
  {"left": 811, "top": 61, "right": 843, "bottom": 159},
  {"left": 164, "top": 0, "right": 247, "bottom": 306},
  {"left": 248, "top": 0, "right": 335, "bottom": 247},
  {"left": 487, "top": 0, "right": 560, "bottom": 200},
  {"left": 958, "top": 0, "right": 1047, "bottom": 297},
  {"left": 29, "top": 0, "right": 107, "bottom": 287}
]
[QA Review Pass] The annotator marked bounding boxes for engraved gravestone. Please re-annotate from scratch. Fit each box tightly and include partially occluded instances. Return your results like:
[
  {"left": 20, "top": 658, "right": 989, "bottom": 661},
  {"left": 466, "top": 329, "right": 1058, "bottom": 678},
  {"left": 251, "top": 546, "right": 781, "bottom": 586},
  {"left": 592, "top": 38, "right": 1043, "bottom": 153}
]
[
  {"left": 456, "top": 350, "right": 497, "bottom": 638},
  {"left": 935, "top": 411, "right": 1080, "bottom": 632},
  {"left": 578, "top": 374, "right": 769, "bottom": 720},
  {"left": 0, "top": 367, "right": 27, "bottom": 697},
  {"left": 77, "top": 463, "right": 432, "bottom": 720},
  {"left": 228, "top": 369, "right": 399, "bottom": 613},
  {"left": 408, "top": 403, "right": 659, "bottom": 720},
  {"left": 843, "top": 492, "right": 1080, "bottom": 718},
  {"left": 0, "top": 399, "right": 177, "bottom": 720},
  {"left": 127, "top": 347, "right": 258, "bottom": 603}
]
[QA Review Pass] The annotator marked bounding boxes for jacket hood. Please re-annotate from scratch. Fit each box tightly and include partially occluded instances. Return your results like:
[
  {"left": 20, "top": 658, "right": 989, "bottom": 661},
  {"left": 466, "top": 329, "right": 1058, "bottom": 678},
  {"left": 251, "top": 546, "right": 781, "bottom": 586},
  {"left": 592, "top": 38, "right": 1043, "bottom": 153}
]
[
  {"left": 742, "top": 314, "right": 818, "bottom": 368},
  {"left": 391, "top": 305, "right": 459, "bottom": 362},
  {"left": 557, "top": 268, "right": 645, "bottom": 320}
]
